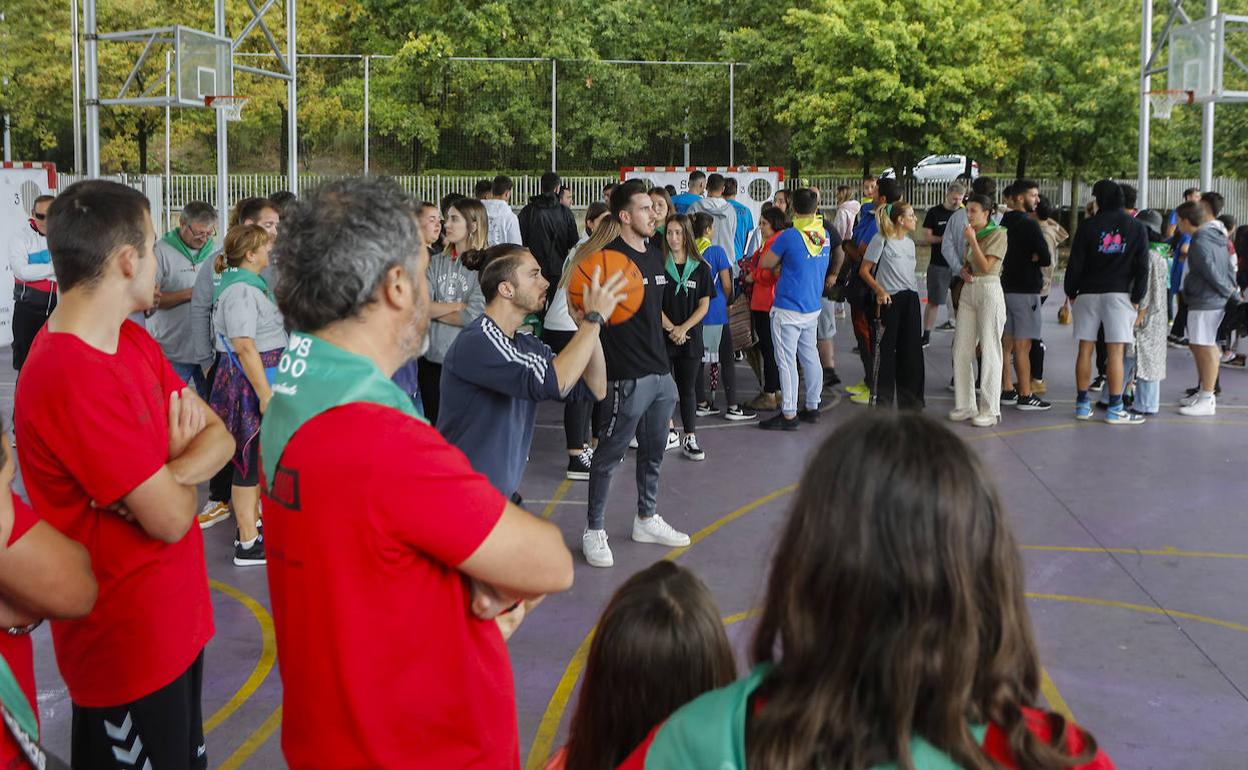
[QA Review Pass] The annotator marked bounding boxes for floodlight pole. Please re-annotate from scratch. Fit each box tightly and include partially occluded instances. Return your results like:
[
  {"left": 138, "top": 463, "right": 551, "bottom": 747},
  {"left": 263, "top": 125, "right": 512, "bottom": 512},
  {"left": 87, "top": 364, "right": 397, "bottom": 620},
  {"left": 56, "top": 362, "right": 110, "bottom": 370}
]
[
  {"left": 1200, "top": 0, "right": 1217, "bottom": 190},
  {"left": 363, "top": 54, "right": 369, "bottom": 175},
  {"left": 1139, "top": 0, "right": 1152, "bottom": 209},
  {"left": 165, "top": 50, "right": 172, "bottom": 230},
  {"left": 287, "top": 0, "right": 297, "bottom": 193},
  {"left": 214, "top": 0, "right": 229, "bottom": 224},
  {"left": 71, "top": 0, "right": 84, "bottom": 173},
  {"left": 550, "top": 58, "right": 557, "bottom": 173},
  {"left": 83, "top": 0, "right": 100, "bottom": 177}
]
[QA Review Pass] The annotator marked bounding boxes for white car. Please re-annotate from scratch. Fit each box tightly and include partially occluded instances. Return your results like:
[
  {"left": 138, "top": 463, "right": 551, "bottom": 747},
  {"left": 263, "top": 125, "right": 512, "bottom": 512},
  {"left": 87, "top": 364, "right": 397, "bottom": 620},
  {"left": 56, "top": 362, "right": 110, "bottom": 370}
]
[{"left": 880, "top": 155, "right": 980, "bottom": 182}]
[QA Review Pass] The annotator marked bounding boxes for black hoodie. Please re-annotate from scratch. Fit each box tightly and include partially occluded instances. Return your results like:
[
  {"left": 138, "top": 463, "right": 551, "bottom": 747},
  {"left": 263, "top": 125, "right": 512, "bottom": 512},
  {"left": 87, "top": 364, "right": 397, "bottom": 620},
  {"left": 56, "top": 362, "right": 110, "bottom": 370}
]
[
  {"left": 518, "top": 193, "right": 580, "bottom": 284},
  {"left": 1063, "top": 181, "right": 1150, "bottom": 304}
]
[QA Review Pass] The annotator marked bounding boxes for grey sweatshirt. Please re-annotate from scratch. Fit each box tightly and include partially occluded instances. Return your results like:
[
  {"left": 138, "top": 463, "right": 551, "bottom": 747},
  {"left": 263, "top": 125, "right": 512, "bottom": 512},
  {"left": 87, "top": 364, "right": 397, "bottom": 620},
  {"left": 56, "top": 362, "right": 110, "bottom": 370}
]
[
  {"left": 687, "top": 196, "right": 740, "bottom": 272},
  {"left": 425, "top": 250, "right": 486, "bottom": 364},
  {"left": 940, "top": 206, "right": 968, "bottom": 272},
  {"left": 1183, "top": 223, "right": 1238, "bottom": 311}
]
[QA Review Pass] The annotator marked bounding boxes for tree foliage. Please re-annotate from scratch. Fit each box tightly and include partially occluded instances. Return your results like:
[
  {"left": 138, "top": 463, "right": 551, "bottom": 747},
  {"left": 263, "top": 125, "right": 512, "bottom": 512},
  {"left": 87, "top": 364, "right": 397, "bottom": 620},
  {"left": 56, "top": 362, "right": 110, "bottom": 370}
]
[{"left": 3, "top": 0, "right": 1247, "bottom": 176}]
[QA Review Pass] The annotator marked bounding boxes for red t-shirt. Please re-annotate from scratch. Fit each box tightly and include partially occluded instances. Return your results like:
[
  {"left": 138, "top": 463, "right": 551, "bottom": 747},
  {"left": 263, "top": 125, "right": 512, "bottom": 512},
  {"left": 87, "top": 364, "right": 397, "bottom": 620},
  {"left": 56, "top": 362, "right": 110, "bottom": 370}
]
[
  {"left": 0, "top": 493, "right": 40, "bottom": 768},
  {"left": 13, "top": 321, "right": 214, "bottom": 707},
  {"left": 262, "top": 403, "right": 515, "bottom": 770},
  {"left": 749, "top": 233, "right": 782, "bottom": 312}
]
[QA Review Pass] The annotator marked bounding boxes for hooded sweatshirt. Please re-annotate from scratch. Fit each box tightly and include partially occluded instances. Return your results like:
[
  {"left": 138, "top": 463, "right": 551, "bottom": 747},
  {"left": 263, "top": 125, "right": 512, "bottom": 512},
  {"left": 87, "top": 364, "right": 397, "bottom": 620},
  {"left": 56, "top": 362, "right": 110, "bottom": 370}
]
[
  {"left": 518, "top": 193, "right": 580, "bottom": 284},
  {"left": 482, "top": 198, "right": 522, "bottom": 247},
  {"left": 687, "top": 196, "right": 739, "bottom": 276},
  {"left": 1183, "top": 221, "right": 1238, "bottom": 310},
  {"left": 1064, "top": 182, "right": 1149, "bottom": 304}
]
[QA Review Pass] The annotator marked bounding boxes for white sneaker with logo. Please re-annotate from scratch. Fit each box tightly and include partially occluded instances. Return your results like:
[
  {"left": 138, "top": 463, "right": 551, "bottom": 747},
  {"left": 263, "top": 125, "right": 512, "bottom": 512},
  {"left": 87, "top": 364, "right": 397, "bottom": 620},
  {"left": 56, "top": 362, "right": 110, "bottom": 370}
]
[
  {"left": 632, "top": 514, "right": 690, "bottom": 547},
  {"left": 1179, "top": 395, "right": 1216, "bottom": 417},
  {"left": 582, "top": 529, "right": 614, "bottom": 568}
]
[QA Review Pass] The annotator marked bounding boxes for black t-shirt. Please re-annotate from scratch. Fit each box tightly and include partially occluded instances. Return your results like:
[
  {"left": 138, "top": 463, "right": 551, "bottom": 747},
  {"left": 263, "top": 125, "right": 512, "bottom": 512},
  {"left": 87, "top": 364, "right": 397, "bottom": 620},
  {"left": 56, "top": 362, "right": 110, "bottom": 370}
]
[
  {"left": 1000, "top": 209, "right": 1052, "bottom": 294},
  {"left": 923, "top": 204, "right": 957, "bottom": 267},
  {"left": 661, "top": 257, "right": 713, "bottom": 359},
  {"left": 601, "top": 236, "right": 672, "bottom": 380}
]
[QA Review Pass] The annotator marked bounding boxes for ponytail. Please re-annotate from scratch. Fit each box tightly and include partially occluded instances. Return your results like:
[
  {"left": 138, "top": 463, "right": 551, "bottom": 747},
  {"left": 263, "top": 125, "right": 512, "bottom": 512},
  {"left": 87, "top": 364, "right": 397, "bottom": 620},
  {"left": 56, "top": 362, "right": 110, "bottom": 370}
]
[{"left": 877, "top": 200, "right": 912, "bottom": 240}]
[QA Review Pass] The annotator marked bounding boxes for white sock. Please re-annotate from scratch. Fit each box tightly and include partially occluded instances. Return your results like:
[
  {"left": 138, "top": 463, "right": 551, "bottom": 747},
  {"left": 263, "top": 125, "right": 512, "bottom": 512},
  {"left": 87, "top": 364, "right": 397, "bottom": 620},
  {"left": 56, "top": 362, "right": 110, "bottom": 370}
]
[
  {"left": 1199, "top": 390, "right": 1215, "bottom": 400},
  {"left": 240, "top": 536, "right": 258, "bottom": 549}
]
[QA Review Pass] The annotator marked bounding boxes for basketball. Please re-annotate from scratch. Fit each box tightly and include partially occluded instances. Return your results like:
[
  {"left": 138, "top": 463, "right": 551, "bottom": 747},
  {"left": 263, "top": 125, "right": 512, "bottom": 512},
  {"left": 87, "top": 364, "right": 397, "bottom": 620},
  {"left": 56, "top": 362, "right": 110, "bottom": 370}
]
[{"left": 565, "top": 249, "right": 645, "bottom": 326}]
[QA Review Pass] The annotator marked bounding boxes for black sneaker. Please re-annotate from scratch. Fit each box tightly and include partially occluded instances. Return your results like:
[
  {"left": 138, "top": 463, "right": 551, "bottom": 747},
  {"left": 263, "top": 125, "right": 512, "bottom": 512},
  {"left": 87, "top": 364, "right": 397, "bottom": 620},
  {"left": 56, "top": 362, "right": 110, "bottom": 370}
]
[
  {"left": 233, "top": 536, "right": 266, "bottom": 567},
  {"left": 935, "top": 321, "right": 956, "bottom": 331},
  {"left": 566, "top": 449, "right": 592, "bottom": 480},
  {"left": 1016, "top": 393, "right": 1052, "bottom": 411},
  {"left": 759, "top": 413, "right": 799, "bottom": 431},
  {"left": 695, "top": 401, "right": 720, "bottom": 417},
  {"left": 822, "top": 369, "right": 841, "bottom": 389},
  {"left": 1089, "top": 375, "right": 1106, "bottom": 392},
  {"left": 1000, "top": 390, "right": 1019, "bottom": 405},
  {"left": 724, "top": 404, "right": 757, "bottom": 421},
  {"left": 922, "top": 331, "right": 931, "bottom": 348},
  {"left": 797, "top": 408, "right": 820, "bottom": 424}
]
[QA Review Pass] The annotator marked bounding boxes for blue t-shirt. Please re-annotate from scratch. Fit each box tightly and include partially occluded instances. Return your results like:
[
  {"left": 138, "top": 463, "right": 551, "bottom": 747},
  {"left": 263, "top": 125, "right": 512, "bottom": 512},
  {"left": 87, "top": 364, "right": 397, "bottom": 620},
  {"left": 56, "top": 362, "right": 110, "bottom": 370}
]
[
  {"left": 771, "top": 227, "right": 831, "bottom": 314},
  {"left": 728, "top": 199, "right": 754, "bottom": 260},
  {"left": 702, "top": 245, "right": 733, "bottom": 325},
  {"left": 1170, "top": 233, "right": 1191, "bottom": 288},
  {"left": 438, "top": 315, "right": 594, "bottom": 497},
  {"left": 853, "top": 202, "right": 878, "bottom": 247},
  {"left": 671, "top": 192, "right": 702, "bottom": 215}
]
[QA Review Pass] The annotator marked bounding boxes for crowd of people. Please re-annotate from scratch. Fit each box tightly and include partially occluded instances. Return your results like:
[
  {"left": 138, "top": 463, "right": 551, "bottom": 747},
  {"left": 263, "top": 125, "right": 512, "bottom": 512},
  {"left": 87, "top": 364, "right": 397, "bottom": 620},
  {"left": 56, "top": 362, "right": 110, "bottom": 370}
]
[{"left": 0, "top": 162, "right": 1237, "bottom": 769}]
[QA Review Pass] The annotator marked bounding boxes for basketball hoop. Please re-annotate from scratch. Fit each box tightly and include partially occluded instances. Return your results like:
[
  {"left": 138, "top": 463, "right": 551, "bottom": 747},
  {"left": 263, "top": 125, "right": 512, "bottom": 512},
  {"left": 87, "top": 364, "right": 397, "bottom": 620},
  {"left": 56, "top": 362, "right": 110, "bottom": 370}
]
[
  {"left": 1147, "top": 89, "right": 1193, "bottom": 120},
  {"left": 205, "top": 95, "right": 249, "bottom": 122}
]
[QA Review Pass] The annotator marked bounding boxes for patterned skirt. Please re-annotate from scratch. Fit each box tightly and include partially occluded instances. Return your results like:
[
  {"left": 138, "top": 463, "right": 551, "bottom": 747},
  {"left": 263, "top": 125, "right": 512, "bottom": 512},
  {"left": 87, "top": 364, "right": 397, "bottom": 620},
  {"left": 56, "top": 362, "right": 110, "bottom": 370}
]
[{"left": 208, "top": 348, "right": 283, "bottom": 479}]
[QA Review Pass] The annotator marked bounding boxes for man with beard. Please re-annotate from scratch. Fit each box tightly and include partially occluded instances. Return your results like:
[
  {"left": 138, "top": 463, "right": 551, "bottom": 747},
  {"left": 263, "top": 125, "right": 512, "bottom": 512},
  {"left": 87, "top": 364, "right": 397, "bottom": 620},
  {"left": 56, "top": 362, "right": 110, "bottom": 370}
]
[
  {"left": 259, "top": 178, "right": 574, "bottom": 769},
  {"left": 998, "top": 179, "right": 1052, "bottom": 411},
  {"left": 438, "top": 244, "right": 623, "bottom": 500}
]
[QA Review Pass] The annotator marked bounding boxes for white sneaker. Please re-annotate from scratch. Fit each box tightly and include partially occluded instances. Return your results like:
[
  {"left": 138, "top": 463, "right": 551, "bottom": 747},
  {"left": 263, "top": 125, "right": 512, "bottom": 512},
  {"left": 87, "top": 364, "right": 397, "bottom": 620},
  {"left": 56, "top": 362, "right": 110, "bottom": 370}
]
[
  {"left": 1178, "top": 392, "right": 1201, "bottom": 407},
  {"left": 632, "top": 514, "right": 690, "bottom": 547},
  {"left": 665, "top": 429, "right": 680, "bottom": 451},
  {"left": 948, "top": 408, "right": 977, "bottom": 422},
  {"left": 582, "top": 529, "right": 613, "bottom": 567},
  {"left": 1179, "top": 396, "right": 1216, "bottom": 417},
  {"left": 971, "top": 413, "right": 999, "bottom": 428},
  {"left": 628, "top": 436, "right": 639, "bottom": 449},
  {"left": 197, "top": 500, "right": 231, "bottom": 530},
  {"left": 682, "top": 434, "right": 706, "bottom": 461}
]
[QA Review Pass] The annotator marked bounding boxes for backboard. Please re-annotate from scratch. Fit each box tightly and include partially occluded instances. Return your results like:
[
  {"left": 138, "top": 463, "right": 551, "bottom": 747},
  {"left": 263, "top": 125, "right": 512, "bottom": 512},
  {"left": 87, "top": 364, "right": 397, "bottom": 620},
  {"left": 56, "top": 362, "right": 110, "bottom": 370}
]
[
  {"left": 97, "top": 25, "right": 232, "bottom": 108},
  {"left": 1168, "top": 14, "right": 1248, "bottom": 104},
  {"left": 177, "top": 26, "right": 233, "bottom": 106}
]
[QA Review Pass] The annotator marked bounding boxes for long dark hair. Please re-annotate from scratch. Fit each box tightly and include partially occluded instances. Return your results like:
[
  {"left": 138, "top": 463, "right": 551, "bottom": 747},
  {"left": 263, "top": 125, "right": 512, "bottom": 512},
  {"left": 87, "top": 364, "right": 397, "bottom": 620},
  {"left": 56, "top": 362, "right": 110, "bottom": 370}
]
[
  {"left": 563, "top": 561, "right": 737, "bottom": 770},
  {"left": 663, "top": 214, "right": 699, "bottom": 261},
  {"left": 747, "top": 412, "right": 1098, "bottom": 770}
]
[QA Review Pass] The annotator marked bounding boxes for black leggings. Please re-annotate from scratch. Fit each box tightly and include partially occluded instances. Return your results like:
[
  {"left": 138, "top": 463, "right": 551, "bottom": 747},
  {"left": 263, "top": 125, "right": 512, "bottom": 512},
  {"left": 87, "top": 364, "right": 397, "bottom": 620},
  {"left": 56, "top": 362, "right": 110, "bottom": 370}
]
[
  {"left": 544, "top": 329, "right": 600, "bottom": 450},
  {"left": 696, "top": 324, "right": 737, "bottom": 406},
  {"left": 873, "top": 291, "right": 925, "bottom": 409},
  {"left": 1029, "top": 295, "right": 1048, "bottom": 380},
  {"left": 670, "top": 355, "right": 700, "bottom": 433},
  {"left": 751, "top": 309, "right": 780, "bottom": 392},
  {"left": 417, "top": 358, "right": 443, "bottom": 425}
]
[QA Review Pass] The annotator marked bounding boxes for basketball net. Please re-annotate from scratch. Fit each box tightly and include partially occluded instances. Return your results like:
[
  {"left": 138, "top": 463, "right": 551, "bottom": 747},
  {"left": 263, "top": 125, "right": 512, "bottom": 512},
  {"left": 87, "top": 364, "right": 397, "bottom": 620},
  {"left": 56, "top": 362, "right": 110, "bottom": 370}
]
[
  {"left": 1147, "top": 90, "right": 1193, "bottom": 120},
  {"left": 206, "top": 96, "right": 249, "bottom": 122}
]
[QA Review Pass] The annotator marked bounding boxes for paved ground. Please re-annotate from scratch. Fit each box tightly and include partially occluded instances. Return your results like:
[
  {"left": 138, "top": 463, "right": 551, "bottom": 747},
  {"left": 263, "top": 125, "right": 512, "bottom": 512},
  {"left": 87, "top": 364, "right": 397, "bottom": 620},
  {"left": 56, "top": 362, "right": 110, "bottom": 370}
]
[{"left": 14, "top": 299, "right": 1248, "bottom": 769}]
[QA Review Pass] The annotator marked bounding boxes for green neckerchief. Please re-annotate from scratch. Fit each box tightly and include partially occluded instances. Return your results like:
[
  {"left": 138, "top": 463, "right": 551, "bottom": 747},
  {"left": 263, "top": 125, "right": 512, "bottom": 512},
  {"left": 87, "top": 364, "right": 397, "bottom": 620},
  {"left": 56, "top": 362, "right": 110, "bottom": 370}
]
[
  {"left": 259, "top": 331, "right": 426, "bottom": 486},
  {"left": 976, "top": 222, "right": 1002, "bottom": 239},
  {"left": 643, "top": 663, "right": 989, "bottom": 770},
  {"left": 792, "top": 213, "right": 828, "bottom": 257},
  {"left": 161, "top": 229, "right": 215, "bottom": 266},
  {"left": 213, "top": 266, "right": 272, "bottom": 302},
  {"left": 665, "top": 253, "right": 699, "bottom": 295},
  {"left": 0, "top": 654, "right": 37, "bottom": 742}
]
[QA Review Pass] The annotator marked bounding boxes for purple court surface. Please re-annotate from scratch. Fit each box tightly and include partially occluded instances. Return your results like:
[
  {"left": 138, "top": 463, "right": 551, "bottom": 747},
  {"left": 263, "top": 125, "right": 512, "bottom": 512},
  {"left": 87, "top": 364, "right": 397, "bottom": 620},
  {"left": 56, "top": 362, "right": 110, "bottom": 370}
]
[{"left": 15, "top": 300, "right": 1248, "bottom": 769}]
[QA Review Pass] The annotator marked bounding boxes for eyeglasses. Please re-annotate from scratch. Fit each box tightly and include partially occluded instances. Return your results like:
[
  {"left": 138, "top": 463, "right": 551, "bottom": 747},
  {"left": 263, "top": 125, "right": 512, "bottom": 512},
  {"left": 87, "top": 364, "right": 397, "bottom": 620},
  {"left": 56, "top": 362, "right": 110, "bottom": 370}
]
[
  {"left": 33, "top": 213, "right": 47, "bottom": 221},
  {"left": 184, "top": 225, "right": 215, "bottom": 239}
]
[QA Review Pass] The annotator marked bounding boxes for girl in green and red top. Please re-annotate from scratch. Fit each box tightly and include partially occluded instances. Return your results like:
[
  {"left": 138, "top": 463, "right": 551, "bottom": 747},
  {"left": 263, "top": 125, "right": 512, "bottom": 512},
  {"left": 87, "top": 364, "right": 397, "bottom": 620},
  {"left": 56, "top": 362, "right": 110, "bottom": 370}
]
[{"left": 619, "top": 412, "right": 1116, "bottom": 770}]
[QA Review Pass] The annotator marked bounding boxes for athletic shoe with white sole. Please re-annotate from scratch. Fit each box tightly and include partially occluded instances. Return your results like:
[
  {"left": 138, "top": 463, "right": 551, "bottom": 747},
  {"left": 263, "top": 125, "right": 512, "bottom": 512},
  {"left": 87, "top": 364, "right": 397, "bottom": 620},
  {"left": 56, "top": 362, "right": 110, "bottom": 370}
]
[
  {"left": 628, "top": 436, "right": 639, "bottom": 449},
  {"left": 948, "top": 408, "right": 977, "bottom": 422},
  {"left": 632, "top": 514, "right": 690, "bottom": 547},
  {"left": 566, "top": 449, "right": 592, "bottom": 480},
  {"left": 723, "top": 405, "right": 757, "bottom": 421},
  {"left": 582, "top": 529, "right": 613, "bottom": 567},
  {"left": 935, "top": 321, "right": 956, "bottom": 331},
  {"left": 695, "top": 402, "right": 720, "bottom": 417},
  {"left": 665, "top": 429, "right": 680, "bottom": 451},
  {"left": 233, "top": 536, "right": 266, "bottom": 567},
  {"left": 1089, "top": 374, "right": 1106, "bottom": 392},
  {"left": 682, "top": 434, "right": 706, "bottom": 461},
  {"left": 971, "top": 413, "right": 999, "bottom": 428},
  {"left": 198, "top": 500, "right": 231, "bottom": 530},
  {"left": 1074, "top": 400, "right": 1093, "bottom": 420},
  {"left": 1105, "top": 407, "right": 1146, "bottom": 425},
  {"left": 1178, "top": 396, "right": 1216, "bottom": 417},
  {"left": 1000, "top": 389, "right": 1019, "bottom": 406},
  {"left": 1016, "top": 393, "right": 1052, "bottom": 411}
]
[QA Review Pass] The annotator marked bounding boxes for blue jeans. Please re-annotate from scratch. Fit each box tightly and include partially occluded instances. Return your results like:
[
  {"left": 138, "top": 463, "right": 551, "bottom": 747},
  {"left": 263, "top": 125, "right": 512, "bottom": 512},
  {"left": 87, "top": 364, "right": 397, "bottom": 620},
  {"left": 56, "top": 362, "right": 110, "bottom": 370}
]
[
  {"left": 770, "top": 312, "right": 822, "bottom": 416},
  {"left": 170, "top": 361, "right": 209, "bottom": 399},
  {"left": 1134, "top": 379, "right": 1160, "bottom": 413}
]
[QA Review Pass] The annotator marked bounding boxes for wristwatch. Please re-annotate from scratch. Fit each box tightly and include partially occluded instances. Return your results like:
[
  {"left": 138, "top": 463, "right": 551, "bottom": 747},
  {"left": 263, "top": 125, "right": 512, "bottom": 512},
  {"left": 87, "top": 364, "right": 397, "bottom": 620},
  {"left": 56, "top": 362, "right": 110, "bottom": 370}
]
[
  {"left": 583, "top": 311, "right": 606, "bottom": 326},
  {"left": 6, "top": 620, "right": 42, "bottom": 636}
]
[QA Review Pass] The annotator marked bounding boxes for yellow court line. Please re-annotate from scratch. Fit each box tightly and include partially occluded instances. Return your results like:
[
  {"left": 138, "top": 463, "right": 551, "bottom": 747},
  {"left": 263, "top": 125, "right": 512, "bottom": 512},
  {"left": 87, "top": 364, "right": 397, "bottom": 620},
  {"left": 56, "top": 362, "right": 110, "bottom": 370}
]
[
  {"left": 204, "top": 579, "right": 277, "bottom": 735},
  {"left": 524, "top": 630, "right": 597, "bottom": 770},
  {"left": 1039, "top": 668, "right": 1074, "bottom": 723},
  {"left": 215, "top": 705, "right": 283, "bottom": 770},
  {"left": 1025, "top": 592, "right": 1248, "bottom": 634},
  {"left": 541, "top": 479, "right": 573, "bottom": 520},
  {"left": 1023, "top": 545, "right": 1248, "bottom": 560},
  {"left": 662, "top": 484, "right": 798, "bottom": 561}
]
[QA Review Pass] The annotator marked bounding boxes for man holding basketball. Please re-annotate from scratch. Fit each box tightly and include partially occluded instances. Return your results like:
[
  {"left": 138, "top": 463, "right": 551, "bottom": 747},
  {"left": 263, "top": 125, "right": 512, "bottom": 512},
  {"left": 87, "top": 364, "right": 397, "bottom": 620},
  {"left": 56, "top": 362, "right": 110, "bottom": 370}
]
[{"left": 582, "top": 179, "right": 687, "bottom": 568}]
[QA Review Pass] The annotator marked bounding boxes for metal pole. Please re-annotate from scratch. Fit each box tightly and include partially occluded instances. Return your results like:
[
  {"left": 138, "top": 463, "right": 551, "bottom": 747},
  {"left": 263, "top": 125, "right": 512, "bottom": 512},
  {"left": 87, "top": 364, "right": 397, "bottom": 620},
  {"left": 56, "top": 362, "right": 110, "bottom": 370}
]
[
  {"left": 550, "top": 58, "right": 556, "bottom": 173},
  {"left": 286, "top": 0, "right": 298, "bottom": 193},
  {"left": 1200, "top": 0, "right": 1217, "bottom": 190},
  {"left": 165, "top": 50, "right": 172, "bottom": 227},
  {"left": 363, "top": 54, "right": 369, "bottom": 175},
  {"left": 84, "top": 0, "right": 100, "bottom": 177},
  {"left": 729, "top": 62, "right": 734, "bottom": 167},
  {"left": 2, "top": 115, "right": 10, "bottom": 161},
  {"left": 1139, "top": 0, "right": 1152, "bottom": 210},
  {"left": 70, "top": 0, "right": 84, "bottom": 173},
  {"left": 214, "top": 0, "right": 229, "bottom": 223}
]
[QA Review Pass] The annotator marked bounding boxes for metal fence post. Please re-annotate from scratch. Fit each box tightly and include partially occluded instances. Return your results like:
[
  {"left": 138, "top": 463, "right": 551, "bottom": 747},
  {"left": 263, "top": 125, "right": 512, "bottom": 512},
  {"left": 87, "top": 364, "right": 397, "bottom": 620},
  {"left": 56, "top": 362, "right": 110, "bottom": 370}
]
[
  {"left": 729, "top": 62, "right": 734, "bottom": 167},
  {"left": 364, "top": 54, "right": 370, "bottom": 176},
  {"left": 550, "top": 58, "right": 557, "bottom": 173}
]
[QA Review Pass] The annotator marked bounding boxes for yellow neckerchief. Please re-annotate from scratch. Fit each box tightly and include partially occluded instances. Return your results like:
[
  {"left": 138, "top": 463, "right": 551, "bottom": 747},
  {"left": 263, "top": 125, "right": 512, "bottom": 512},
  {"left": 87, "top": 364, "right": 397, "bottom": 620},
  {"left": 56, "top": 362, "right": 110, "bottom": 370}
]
[
  {"left": 792, "top": 214, "right": 827, "bottom": 257},
  {"left": 695, "top": 236, "right": 712, "bottom": 255}
]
